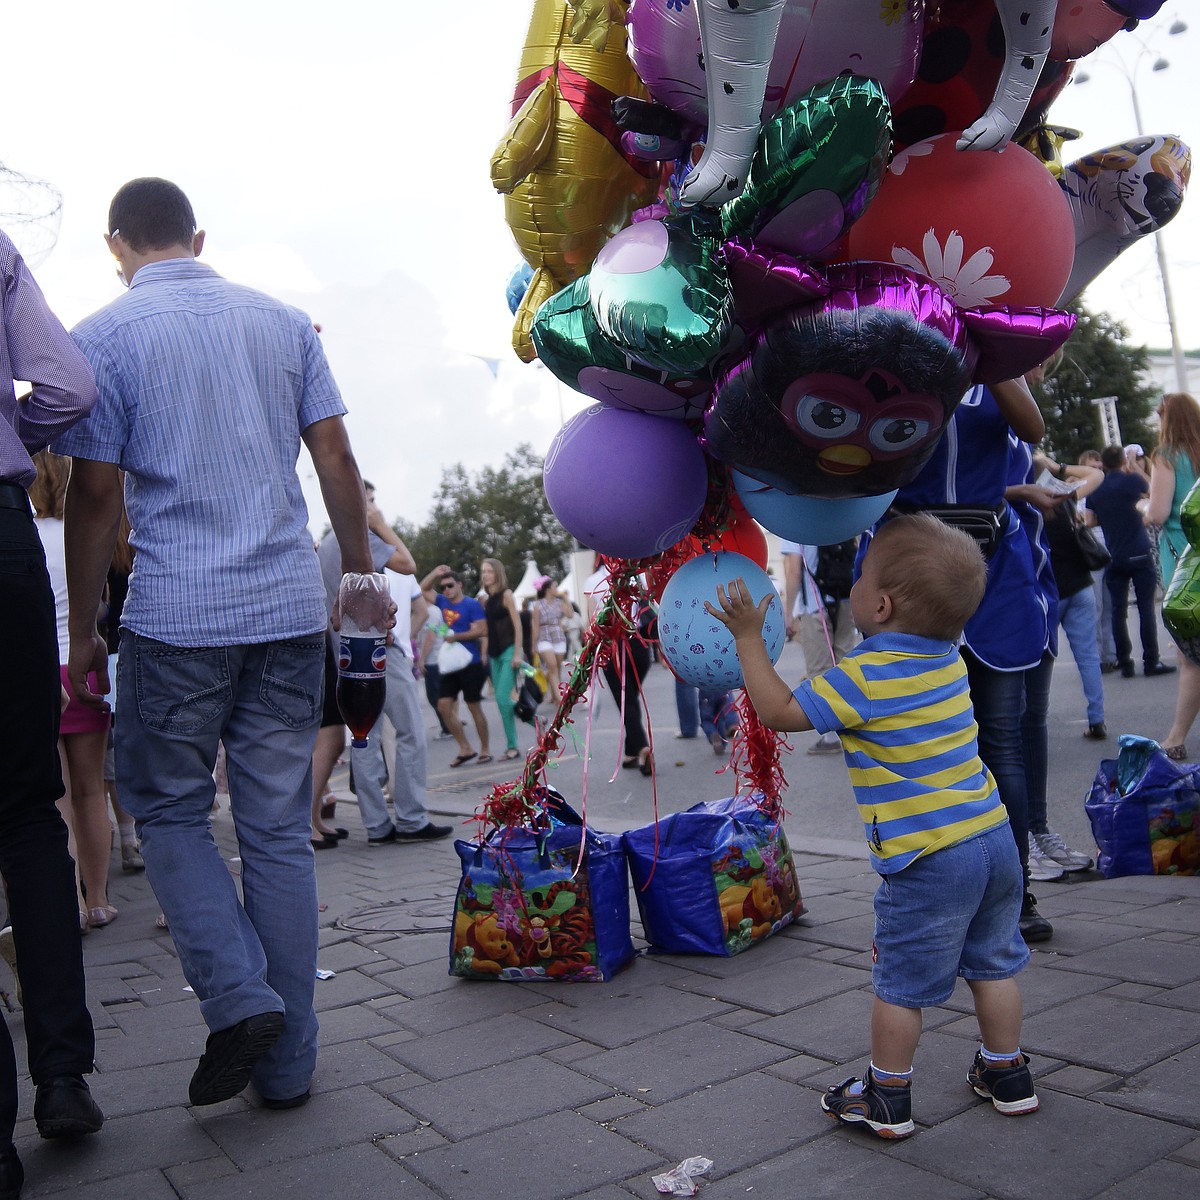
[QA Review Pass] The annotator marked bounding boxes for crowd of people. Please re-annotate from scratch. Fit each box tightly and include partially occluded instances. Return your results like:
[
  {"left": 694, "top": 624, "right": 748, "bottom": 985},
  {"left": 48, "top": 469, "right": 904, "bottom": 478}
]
[{"left": 1, "top": 171, "right": 1197, "bottom": 1192}]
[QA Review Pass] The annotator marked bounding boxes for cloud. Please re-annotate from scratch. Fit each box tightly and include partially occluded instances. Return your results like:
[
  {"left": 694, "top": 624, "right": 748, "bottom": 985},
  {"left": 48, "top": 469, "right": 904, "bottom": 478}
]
[
  {"left": 288, "top": 271, "right": 588, "bottom": 532},
  {"left": 205, "top": 242, "right": 324, "bottom": 295}
]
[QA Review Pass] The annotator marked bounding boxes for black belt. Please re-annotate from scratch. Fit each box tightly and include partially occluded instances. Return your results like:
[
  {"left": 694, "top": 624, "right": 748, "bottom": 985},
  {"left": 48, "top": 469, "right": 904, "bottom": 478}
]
[{"left": 0, "top": 482, "right": 30, "bottom": 511}]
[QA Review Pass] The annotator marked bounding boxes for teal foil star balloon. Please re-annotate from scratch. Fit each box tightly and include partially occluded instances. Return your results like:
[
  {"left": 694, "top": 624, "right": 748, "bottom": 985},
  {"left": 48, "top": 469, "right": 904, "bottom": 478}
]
[
  {"left": 587, "top": 206, "right": 731, "bottom": 377},
  {"left": 722, "top": 73, "right": 892, "bottom": 260},
  {"left": 531, "top": 276, "right": 713, "bottom": 420}
]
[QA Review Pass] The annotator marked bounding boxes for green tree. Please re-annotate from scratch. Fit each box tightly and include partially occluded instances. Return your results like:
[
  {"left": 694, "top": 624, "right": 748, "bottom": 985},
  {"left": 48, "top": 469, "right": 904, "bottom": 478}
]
[
  {"left": 1032, "top": 302, "right": 1159, "bottom": 463},
  {"left": 395, "top": 444, "right": 573, "bottom": 590}
]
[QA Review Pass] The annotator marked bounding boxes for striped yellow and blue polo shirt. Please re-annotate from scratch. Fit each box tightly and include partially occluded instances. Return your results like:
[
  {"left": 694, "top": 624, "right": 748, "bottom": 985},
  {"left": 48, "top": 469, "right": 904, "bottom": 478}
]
[{"left": 794, "top": 632, "right": 1007, "bottom": 874}]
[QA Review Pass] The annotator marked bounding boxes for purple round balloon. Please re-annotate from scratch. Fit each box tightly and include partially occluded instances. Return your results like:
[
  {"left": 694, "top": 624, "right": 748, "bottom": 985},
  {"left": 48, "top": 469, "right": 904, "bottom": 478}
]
[{"left": 543, "top": 405, "right": 708, "bottom": 560}]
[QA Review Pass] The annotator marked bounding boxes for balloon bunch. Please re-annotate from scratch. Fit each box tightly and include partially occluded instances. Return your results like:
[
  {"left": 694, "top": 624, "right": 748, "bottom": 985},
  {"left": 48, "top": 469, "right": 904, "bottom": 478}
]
[
  {"left": 491, "top": 0, "right": 1190, "bottom": 525},
  {"left": 489, "top": 0, "right": 1191, "bottom": 818}
]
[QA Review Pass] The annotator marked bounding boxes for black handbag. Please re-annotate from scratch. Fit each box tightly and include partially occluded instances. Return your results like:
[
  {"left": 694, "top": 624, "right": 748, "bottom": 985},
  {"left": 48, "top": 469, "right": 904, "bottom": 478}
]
[
  {"left": 1070, "top": 500, "right": 1111, "bottom": 571},
  {"left": 512, "top": 670, "right": 544, "bottom": 724},
  {"left": 1073, "top": 522, "right": 1111, "bottom": 571}
]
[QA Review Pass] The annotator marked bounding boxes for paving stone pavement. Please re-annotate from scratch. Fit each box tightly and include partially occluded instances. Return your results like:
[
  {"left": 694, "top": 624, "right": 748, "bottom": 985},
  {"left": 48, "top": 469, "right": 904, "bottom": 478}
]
[
  {"left": 3, "top": 826, "right": 1195, "bottom": 1199},
  {"left": 2, "top": 640, "right": 1197, "bottom": 1199}
]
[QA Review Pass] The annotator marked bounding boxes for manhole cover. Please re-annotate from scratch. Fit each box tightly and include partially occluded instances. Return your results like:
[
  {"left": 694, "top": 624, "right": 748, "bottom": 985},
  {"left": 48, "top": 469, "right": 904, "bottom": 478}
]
[{"left": 336, "top": 893, "right": 453, "bottom": 934}]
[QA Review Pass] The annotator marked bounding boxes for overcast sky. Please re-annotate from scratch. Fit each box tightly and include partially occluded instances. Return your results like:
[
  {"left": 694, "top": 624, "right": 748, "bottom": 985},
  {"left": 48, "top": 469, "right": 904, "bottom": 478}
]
[{"left": 5, "top": 1, "right": 1195, "bottom": 531}]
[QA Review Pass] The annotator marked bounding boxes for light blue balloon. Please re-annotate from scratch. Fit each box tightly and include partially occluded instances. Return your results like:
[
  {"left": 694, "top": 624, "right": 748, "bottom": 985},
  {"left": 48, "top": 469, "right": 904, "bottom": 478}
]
[
  {"left": 505, "top": 261, "right": 533, "bottom": 316},
  {"left": 657, "top": 552, "right": 785, "bottom": 691},
  {"left": 732, "top": 471, "right": 896, "bottom": 545}
]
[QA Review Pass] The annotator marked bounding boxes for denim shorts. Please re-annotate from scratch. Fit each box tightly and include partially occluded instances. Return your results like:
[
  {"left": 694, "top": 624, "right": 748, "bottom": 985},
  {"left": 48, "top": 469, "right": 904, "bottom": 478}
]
[{"left": 872, "top": 822, "right": 1029, "bottom": 1009}]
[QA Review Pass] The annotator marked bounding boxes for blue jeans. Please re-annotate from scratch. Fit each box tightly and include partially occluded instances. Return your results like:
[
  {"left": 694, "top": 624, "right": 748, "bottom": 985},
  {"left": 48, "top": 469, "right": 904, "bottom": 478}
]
[
  {"left": 352, "top": 648, "right": 431, "bottom": 836},
  {"left": 872, "top": 823, "right": 1028, "bottom": 1008},
  {"left": 1021, "top": 652, "right": 1054, "bottom": 834},
  {"left": 1059, "top": 586, "right": 1104, "bottom": 725},
  {"left": 1106, "top": 555, "right": 1161, "bottom": 667},
  {"left": 1093, "top": 569, "right": 1116, "bottom": 663},
  {"left": 117, "top": 630, "right": 323, "bottom": 1101},
  {"left": 962, "top": 649, "right": 1029, "bottom": 873},
  {"left": 699, "top": 690, "right": 737, "bottom": 741},
  {"left": 675, "top": 678, "right": 700, "bottom": 737}
]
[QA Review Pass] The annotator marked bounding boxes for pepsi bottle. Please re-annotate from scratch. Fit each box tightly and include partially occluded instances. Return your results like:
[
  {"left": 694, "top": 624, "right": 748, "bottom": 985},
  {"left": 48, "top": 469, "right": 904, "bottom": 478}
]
[{"left": 335, "top": 573, "right": 389, "bottom": 748}]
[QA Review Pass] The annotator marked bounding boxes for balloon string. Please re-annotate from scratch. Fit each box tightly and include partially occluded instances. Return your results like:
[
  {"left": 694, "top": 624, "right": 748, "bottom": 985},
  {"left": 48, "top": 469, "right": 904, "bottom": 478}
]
[
  {"left": 632, "top": 641, "right": 661, "bottom": 891},
  {"left": 473, "top": 564, "right": 647, "bottom": 844}
]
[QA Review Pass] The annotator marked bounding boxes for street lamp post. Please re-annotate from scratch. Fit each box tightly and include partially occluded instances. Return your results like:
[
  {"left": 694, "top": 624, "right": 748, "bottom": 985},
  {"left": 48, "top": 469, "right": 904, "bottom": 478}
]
[{"left": 1075, "top": 18, "right": 1191, "bottom": 392}]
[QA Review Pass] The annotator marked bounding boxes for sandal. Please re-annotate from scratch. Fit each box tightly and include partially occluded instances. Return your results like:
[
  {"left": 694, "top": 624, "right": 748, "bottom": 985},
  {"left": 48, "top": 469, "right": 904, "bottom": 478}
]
[
  {"left": 638, "top": 749, "right": 653, "bottom": 777},
  {"left": 88, "top": 905, "right": 118, "bottom": 929},
  {"left": 502, "top": 748, "right": 521, "bottom": 761},
  {"left": 476, "top": 753, "right": 494, "bottom": 765},
  {"left": 449, "top": 752, "right": 477, "bottom": 768},
  {"left": 1163, "top": 744, "right": 1188, "bottom": 761},
  {"left": 154, "top": 913, "right": 169, "bottom": 930}
]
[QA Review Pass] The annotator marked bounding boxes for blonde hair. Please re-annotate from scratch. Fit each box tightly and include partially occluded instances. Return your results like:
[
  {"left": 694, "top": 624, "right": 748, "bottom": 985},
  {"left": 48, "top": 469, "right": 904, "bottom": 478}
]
[
  {"left": 1155, "top": 393, "right": 1200, "bottom": 474},
  {"left": 28, "top": 450, "right": 70, "bottom": 519},
  {"left": 481, "top": 557, "right": 508, "bottom": 594},
  {"left": 869, "top": 513, "right": 987, "bottom": 640}
]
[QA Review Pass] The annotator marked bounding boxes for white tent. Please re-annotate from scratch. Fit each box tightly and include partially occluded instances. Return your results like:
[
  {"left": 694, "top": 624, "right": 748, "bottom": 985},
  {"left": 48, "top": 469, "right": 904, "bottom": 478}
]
[{"left": 512, "top": 558, "right": 543, "bottom": 606}]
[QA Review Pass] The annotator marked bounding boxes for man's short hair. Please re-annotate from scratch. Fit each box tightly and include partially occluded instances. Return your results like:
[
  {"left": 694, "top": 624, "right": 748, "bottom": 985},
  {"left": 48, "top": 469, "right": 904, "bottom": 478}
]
[
  {"left": 871, "top": 513, "right": 987, "bottom": 641},
  {"left": 1100, "top": 444, "right": 1126, "bottom": 470},
  {"left": 108, "top": 178, "right": 196, "bottom": 252}
]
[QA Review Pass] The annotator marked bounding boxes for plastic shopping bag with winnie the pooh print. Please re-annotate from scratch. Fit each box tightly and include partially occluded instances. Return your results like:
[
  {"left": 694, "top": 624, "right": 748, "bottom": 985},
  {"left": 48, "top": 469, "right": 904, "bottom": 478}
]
[
  {"left": 449, "top": 793, "right": 635, "bottom": 982},
  {"left": 624, "top": 795, "right": 806, "bottom": 956}
]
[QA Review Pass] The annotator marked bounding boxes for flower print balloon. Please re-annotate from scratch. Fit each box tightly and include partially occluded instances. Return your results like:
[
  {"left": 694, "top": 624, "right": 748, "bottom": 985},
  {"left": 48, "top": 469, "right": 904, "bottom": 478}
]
[{"left": 845, "top": 135, "right": 1076, "bottom": 308}]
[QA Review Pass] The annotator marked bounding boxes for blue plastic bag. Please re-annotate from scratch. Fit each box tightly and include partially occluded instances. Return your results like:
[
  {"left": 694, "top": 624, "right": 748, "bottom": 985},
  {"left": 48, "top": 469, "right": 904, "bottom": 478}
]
[
  {"left": 449, "top": 795, "right": 636, "bottom": 982},
  {"left": 1085, "top": 735, "right": 1200, "bottom": 878},
  {"left": 623, "top": 795, "right": 806, "bottom": 956}
]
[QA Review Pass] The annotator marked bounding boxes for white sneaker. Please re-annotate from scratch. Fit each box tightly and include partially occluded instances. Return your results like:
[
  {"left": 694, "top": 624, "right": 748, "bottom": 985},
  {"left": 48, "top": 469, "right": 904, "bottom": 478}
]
[
  {"left": 1027, "top": 834, "right": 1065, "bottom": 882},
  {"left": 1033, "top": 829, "right": 1094, "bottom": 873}
]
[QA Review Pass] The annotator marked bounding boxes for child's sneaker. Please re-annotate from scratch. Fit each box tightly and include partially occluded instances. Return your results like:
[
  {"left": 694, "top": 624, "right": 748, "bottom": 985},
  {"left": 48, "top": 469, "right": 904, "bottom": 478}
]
[
  {"left": 967, "top": 1051, "right": 1040, "bottom": 1115},
  {"left": 821, "top": 1069, "right": 915, "bottom": 1138}
]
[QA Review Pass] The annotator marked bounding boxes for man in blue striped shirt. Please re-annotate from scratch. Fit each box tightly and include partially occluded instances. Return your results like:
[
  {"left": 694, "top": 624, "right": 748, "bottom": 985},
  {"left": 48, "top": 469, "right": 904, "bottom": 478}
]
[
  {"left": 55, "top": 178, "right": 374, "bottom": 1113},
  {"left": 710, "top": 513, "right": 1036, "bottom": 1138}
]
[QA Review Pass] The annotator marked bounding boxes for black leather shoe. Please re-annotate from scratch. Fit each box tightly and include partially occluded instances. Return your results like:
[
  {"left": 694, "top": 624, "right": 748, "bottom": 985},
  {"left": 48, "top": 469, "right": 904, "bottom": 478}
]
[
  {"left": 1083, "top": 722, "right": 1108, "bottom": 740},
  {"left": 1019, "top": 893, "right": 1053, "bottom": 943},
  {"left": 1120, "top": 661, "right": 1136, "bottom": 678},
  {"left": 0, "top": 1145, "right": 22, "bottom": 1200},
  {"left": 34, "top": 1076, "right": 104, "bottom": 1139},
  {"left": 1145, "top": 661, "right": 1176, "bottom": 677},
  {"left": 189, "top": 1011, "right": 285, "bottom": 1106},
  {"left": 394, "top": 822, "right": 453, "bottom": 842}
]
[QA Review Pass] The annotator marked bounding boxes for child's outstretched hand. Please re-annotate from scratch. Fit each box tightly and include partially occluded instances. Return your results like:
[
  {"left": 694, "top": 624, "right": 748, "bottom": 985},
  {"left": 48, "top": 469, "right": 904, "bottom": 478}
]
[{"left": 706, "top": 577, "right": 773, "bottom": 639}]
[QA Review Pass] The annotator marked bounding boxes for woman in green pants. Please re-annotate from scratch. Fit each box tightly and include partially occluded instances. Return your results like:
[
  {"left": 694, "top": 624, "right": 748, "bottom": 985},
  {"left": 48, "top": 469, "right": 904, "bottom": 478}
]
[{"left": 480, "top": 558, "right": 525, "bottom": 761}]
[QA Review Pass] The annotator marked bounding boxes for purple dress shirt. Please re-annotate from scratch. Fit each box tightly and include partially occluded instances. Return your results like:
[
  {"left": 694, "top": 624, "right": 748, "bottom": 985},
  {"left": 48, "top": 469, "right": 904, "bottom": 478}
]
[{"left": 0, "top": 231, "right": 98, "bottom": 486}]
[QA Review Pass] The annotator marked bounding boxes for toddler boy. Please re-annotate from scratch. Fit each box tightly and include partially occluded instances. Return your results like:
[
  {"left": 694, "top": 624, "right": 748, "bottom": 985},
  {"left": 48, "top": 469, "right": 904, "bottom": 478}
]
[{"left": 708, "top": 513, "right": 1037, "bottom": 1138}]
